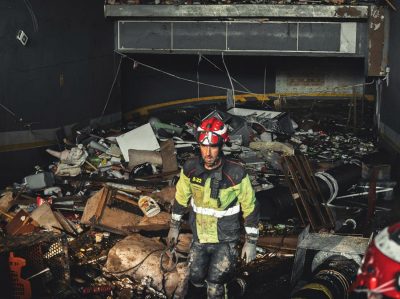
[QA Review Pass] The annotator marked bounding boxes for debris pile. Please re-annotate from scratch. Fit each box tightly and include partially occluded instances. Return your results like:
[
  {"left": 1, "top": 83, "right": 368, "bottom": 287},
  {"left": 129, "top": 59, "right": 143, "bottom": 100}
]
[
  {"left": 0, "top": 102, "right": 396, "bottom": 298},
  {"left": 292, "top": 131, "right": 375, "bottom": 163}
]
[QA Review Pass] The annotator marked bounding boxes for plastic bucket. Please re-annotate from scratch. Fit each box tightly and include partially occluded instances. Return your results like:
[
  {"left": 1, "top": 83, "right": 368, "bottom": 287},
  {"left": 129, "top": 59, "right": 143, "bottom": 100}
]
[{"left": 138, "top": 196, "right": 161, "bottom": 217}]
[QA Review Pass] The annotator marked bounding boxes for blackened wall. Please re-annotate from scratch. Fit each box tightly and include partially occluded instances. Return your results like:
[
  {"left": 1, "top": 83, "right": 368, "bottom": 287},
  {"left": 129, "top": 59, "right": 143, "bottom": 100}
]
[
  {"left": 381, "top": 10, "right": 400, "bottom": 151},
  {"left": 0, "top": 0, "right": 118, "bottom": 133},
  {"left": 0, "top": 0, "right": 118, "bottom": 188},
  {"left": 121, "top": 54, "right": 276, "bottom": 114}
]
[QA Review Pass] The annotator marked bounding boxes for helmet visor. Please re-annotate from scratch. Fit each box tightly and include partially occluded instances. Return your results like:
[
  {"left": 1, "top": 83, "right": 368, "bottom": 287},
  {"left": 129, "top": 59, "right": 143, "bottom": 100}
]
[{"left": 198, "top": 131, "right": 222, "bottom": 146}]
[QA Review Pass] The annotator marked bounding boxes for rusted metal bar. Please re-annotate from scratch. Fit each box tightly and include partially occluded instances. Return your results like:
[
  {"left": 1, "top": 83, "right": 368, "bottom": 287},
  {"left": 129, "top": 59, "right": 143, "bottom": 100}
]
[
  {"left": 294, "top": 156, "right": 326, "bottom": 225},
  {"left": 282, "top": 155, "right": 335, "bottom": 231},
  {"left": 304, "top": 157, "right": 335, "bottom": 228},
  {"left": 282, "top": 156, "right": 307, "bottom": 227}
]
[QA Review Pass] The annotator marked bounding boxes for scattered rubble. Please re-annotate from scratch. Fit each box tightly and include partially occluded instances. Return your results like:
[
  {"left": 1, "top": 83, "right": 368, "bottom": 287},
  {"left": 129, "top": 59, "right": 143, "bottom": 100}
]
[
  {"left": 0, "top": 101, "right": 397, "bottom": 298},
  {"left": 104, "top": 233, "right": 190, "bottom": 298}
]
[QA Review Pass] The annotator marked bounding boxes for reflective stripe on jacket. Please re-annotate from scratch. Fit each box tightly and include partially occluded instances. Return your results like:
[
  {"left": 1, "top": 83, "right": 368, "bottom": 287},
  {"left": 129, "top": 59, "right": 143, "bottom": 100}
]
[{"left": 172, "top": 157, "right": 259, "bottom": 243}]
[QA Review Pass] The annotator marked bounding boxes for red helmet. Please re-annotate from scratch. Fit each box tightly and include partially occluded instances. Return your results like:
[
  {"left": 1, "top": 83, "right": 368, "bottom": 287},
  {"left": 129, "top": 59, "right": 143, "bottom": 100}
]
[
  {"left": 351, "top": 222, "right": 400, "bottom": 298},
  {"left": 197, "top": 117, "right": 229, "bottom": 146}
]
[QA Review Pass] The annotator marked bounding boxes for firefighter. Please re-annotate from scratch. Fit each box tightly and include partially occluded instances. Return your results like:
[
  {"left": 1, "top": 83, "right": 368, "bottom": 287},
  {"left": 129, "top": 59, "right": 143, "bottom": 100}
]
[
  {"left": 167, "top": 117, "right": 260, "bottom": 299},
  {"left": 350, "top": 222, "right": 400, "bottom": 299}
]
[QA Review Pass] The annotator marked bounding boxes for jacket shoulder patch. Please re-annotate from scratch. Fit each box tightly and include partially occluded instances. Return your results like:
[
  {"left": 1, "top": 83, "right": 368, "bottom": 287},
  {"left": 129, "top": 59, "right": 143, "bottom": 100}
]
[
  {"left": 183, "top": 157, "right": 200, "bottom": 177},
  {"left": 191, "top": 176, "right": 204, "bottom": 186}
]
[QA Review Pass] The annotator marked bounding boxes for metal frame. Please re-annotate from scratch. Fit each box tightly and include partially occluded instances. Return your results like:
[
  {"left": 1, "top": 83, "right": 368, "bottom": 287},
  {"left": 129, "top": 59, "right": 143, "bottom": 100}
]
[
  {"left": 117, "top": 20, "right": 360, "bottom": 54},
  {"left": 290, "top": 226, "right": 370, "bottom": 286}
]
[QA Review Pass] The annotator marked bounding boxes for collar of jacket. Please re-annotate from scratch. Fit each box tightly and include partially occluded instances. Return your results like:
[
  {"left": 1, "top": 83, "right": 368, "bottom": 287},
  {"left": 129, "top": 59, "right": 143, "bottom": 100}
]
[{"left": 194, "top": 156, "right": 225, "bottom": 178}]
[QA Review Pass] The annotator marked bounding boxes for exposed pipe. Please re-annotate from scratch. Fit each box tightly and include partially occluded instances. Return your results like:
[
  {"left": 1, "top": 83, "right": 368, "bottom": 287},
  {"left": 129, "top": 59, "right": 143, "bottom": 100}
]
[{"left": 291, "top": 256, "right": 359, "bottom": 299}]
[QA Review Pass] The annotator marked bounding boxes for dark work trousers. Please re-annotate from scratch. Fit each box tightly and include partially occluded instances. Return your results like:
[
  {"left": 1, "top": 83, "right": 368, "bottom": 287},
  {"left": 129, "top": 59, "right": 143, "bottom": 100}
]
[{"left": 188, "top": 241, "right": 238, "bottom": 299}]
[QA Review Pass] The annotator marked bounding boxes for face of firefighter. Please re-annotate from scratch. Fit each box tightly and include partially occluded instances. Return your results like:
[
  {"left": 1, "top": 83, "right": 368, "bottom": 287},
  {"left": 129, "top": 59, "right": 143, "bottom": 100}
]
[{"left": 200, "top": 144, "right": 221, "bottom": 169}]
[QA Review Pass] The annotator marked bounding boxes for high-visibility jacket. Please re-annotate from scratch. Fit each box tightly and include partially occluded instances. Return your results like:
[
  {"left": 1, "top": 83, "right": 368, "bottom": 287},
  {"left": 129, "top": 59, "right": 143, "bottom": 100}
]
[{"left": 172, "top": 157, "right": 260, "bottom": 243}]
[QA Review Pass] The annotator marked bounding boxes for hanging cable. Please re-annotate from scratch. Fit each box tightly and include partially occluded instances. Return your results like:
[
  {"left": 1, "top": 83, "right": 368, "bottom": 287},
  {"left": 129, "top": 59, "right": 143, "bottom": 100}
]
[
  {"left": 23, "top": 0, "right": 39, "bottom": 32},
  {"left": 263, "top": 65, "right": 267, "bottom": 100},
  {"left": 116, "top": 51, "right": 376, "bottom": 99},
  {"left": 197, "top": 53, "right": 202, "bottom": 100},
  {"left": 115, "top": 51, "right": 252, "bottom": 95},
  {"left": 221, "top": 52, "right": 235, "bottom": 107},
  {"left": 201, "top": 55, "right": 253, "bottom": 94},
  {"left": 101, "top": 54, "right": 123, "bottom": 118},
  {"left": 375, "top": 79, "right": 382, "bottom": 135}
]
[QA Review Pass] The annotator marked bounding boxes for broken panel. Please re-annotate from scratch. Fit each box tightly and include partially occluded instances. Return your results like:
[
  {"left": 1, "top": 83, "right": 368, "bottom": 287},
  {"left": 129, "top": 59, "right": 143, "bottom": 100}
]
[
  {"left": 118, "top": 21, "right": 171, "bottom": 50},
  {"left": 173, "top": 22, "right": 226, "bottom": 50},
  {"left": 298, "top": 23, "right": 341, "bottom": 52},
  {"left": 228, "top": 22, "right": 298, "bottom": 51}
]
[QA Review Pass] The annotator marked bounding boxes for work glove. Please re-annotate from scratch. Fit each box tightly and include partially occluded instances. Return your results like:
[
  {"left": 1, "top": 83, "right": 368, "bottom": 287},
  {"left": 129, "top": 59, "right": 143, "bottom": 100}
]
[
  {"left": 167, "top": 219, "right": 180, "bottom": 247},
  {"left": 241, "top": 236, "right": 258, "bottom": 264}
]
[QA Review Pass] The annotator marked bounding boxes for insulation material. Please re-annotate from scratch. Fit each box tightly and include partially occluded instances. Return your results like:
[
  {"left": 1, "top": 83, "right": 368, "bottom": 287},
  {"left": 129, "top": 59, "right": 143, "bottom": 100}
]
[
  {"left": 128, "top": 149, "right": 163, "bottom": 171},
  {"left": 104, "top": 234, "right": 190, "bottom": 298}
]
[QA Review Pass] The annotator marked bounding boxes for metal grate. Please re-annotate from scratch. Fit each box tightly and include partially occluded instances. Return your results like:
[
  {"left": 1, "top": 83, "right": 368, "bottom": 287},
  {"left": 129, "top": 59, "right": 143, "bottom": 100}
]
[
  {"left": 1, "top": 232, "right": 70, "bottom": 298},
  {"left": 42, "top": 238, "right": 70, "bottom": 283}
]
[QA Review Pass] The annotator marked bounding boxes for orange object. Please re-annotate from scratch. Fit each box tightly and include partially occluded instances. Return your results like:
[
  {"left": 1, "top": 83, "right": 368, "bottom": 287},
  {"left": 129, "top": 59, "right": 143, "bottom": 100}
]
[{"left": 9, "top": 252, "right": 31, "bottom": 299}]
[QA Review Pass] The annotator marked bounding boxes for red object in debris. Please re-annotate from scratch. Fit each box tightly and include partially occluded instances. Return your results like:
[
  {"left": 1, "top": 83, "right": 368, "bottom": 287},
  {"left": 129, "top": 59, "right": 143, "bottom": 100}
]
[
  {"left": 9, "top": 252, "right": 32, "bottom": 299},
  {"left": 351, "top": 222, "right": 400, "bottom": 299},
  {"left": 36, "top": 196, "right": 44, "bottom": 207},
  {"left": 36, "top": 196, "right": 52, "bottom": 206}
]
